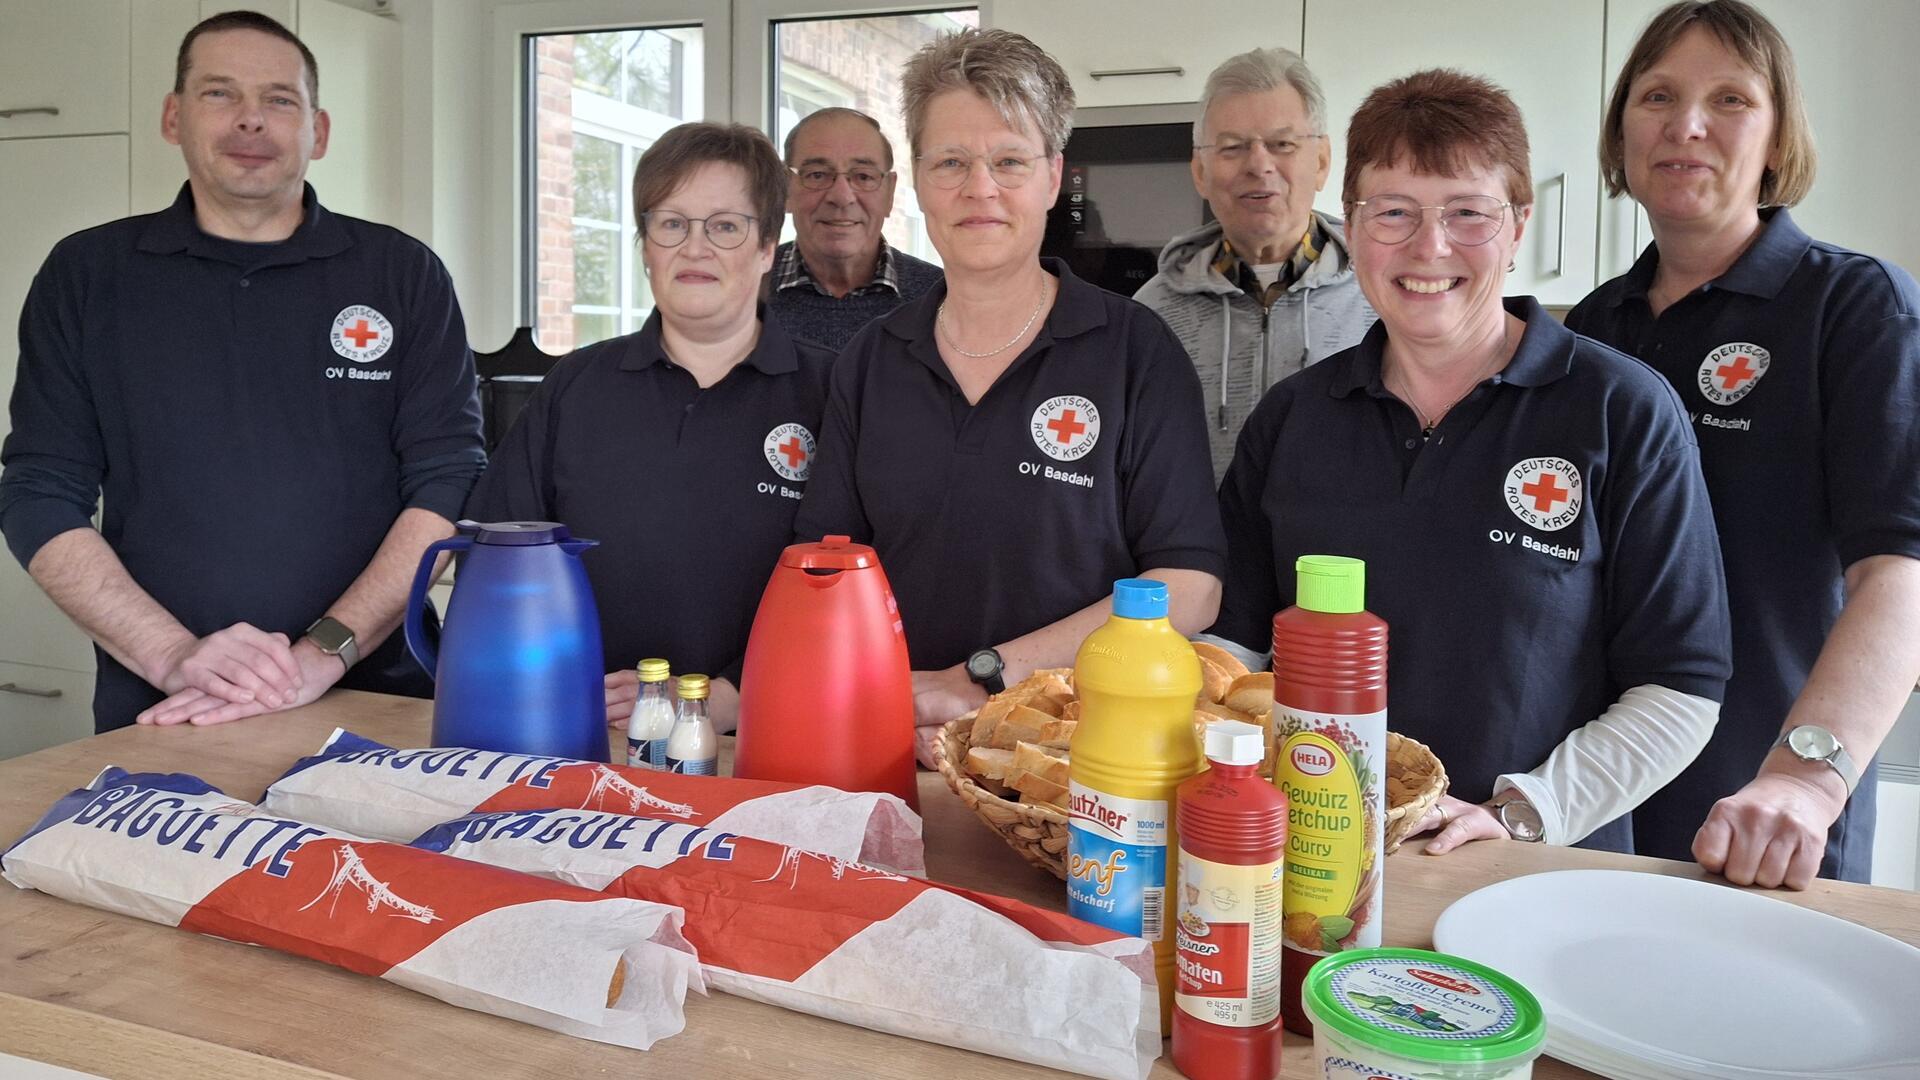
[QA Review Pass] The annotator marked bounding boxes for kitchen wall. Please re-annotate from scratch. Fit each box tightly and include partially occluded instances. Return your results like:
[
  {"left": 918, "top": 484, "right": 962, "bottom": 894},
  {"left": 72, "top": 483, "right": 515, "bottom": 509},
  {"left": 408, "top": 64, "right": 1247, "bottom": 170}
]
[{"left": 1, "top": 0, "right": 1916, "bottom": 886}]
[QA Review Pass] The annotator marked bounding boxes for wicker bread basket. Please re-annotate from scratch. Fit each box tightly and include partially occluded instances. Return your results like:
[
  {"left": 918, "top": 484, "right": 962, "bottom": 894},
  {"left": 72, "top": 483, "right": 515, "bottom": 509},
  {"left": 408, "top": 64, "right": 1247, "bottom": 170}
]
[{"left": 934, "top": 714, "right": 1449, "bottom": 880}]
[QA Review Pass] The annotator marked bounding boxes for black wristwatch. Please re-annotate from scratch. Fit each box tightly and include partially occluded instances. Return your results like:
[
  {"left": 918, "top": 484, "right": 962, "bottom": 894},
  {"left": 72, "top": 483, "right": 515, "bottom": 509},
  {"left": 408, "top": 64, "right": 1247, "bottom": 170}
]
[{"left": 965, "top": 648, "right": 1006, "bottom": 695}]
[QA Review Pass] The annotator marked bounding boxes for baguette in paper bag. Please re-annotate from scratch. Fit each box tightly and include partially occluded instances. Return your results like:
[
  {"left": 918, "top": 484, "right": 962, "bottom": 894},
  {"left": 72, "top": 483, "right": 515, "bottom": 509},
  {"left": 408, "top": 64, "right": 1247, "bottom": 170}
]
[
  {"left": 262, "top": 730, "right": 923, "bottom": 874},
  {"left": 2, "top": 769, "right": 702, "bottom": 1050},
  {"left": 413, "top": 808, "right": 1159, "bottom": 1080}
]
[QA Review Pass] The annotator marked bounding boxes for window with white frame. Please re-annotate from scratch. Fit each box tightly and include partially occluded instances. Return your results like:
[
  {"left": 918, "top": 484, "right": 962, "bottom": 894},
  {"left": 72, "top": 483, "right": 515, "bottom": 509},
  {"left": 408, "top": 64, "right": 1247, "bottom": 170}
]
[{"left": 528, "top": 27, "right": 704, "bottom": 353}]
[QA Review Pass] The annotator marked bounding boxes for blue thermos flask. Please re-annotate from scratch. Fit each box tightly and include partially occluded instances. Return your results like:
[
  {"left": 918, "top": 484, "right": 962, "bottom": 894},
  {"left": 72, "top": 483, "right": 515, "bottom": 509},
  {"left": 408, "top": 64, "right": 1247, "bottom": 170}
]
[{"left": 404, "top": 520, "right": 608, "bottom": 761}]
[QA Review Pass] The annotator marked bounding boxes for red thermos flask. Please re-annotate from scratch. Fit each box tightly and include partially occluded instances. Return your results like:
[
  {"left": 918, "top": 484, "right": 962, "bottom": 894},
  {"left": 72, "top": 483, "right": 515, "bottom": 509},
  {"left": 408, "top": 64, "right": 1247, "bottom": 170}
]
[{"left": 733, "top": 536, "right": 918, "bottom": 809}]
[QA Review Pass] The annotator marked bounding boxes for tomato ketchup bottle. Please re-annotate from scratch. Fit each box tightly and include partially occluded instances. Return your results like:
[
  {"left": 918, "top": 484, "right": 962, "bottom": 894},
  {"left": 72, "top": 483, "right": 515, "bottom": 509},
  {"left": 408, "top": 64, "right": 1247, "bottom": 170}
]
[
  {"left": 1272, "top": 555, "right": 1388, "bottom": 1037},
  {"left": 1172, "top": 721, "right": 1288, "bottom": 1080}
]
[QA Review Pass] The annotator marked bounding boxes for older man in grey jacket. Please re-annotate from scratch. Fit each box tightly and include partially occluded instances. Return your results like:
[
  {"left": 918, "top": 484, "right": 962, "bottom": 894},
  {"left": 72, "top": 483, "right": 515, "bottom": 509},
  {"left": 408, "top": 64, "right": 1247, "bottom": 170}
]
[{"left": 1136, "top": 48, "right": 1375, "bottom": 479}]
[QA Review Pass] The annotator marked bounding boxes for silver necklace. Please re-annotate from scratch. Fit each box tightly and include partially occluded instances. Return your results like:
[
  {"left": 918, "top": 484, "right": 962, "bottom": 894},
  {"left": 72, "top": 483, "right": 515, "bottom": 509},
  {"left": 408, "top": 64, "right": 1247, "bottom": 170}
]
[
  {"left": 1391, "top": 324, "right": 1514, "bottom": 440},
  {"left": 938, "top": 283, "right": 1050, "bottom": 359}
]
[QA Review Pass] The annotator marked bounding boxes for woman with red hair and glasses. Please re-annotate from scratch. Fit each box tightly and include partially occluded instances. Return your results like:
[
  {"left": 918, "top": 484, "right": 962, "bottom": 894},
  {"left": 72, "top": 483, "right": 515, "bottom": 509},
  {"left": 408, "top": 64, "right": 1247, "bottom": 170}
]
[{"left": 1208, "top": 69, "right": 1732, "bottom": 855}]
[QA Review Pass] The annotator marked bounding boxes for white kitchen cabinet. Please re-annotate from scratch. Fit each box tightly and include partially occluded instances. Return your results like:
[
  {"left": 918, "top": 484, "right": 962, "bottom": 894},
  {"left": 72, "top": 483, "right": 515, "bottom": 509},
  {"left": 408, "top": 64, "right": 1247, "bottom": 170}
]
[
  {"left": 299, "top": 0, "right": 406, "bottom": 227},
  {"left": 987, "top": 0, "right": 1305, "bottom": 110},
  {"left": 1305, "top": 0, "right": 1606, "bottom": 306},
  {"left": 0, "top": 660, "right": 97, "bottom": 760},
  {"left": 1600, "top": 0, "right": 1920, "bottom": 281},
  {"left": 0, "top": 135, "right": 126, "bottom": 694},
  {"left": 0, "top": 1, "right": 131, "bottom": 140}
]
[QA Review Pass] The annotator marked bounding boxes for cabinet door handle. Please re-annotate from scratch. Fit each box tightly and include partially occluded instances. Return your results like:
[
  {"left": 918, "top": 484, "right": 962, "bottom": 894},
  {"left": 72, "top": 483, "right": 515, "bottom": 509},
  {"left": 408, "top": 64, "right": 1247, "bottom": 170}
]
[
  {"left": 0, "top": 106, "right": 61, "bottom": 119},
  {"left": 1088, "top": 66, "right": 1184, "bottom": 80},
  {"left": 0, "top": 682, "right": 64, "bottom": 699},
  {"left": 1548, "top": 172, "right": 1567, "bottom": 278}
]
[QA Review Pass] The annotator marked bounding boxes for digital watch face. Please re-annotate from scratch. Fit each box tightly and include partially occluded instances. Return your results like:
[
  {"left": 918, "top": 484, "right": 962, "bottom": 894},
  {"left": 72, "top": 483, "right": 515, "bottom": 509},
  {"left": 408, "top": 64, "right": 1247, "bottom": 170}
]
[{"left": 967, "top": 650, "right": 1001, "bottom": 681}]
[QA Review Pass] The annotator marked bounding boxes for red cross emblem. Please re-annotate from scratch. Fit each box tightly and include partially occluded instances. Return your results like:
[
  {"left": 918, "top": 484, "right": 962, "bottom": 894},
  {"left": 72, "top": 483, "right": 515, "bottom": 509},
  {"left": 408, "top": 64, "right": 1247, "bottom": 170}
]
[
  {"left": 1505, "top": 457, "right": 1582, "bottom": 532},
  {"left": 1716, "top": 354, "right": 1758, "bottom": 391},
  {"left": 779, "top": 437, "right": 808, "bottom": 468},
  {"left": 1046, "top": 409, "right": 1088, "bottom": 444},
  {"left": 1520, "top": 472, "right": 1570, "bottom": 513},
  {"left": 343, "top": 319, "right": 380, "bottom": 349},
  {"left": 763, "top": 423, "right": 815, "bottom": 482},
  {"left": 330, "top": 305, "right": 394, "bottom": 363}
]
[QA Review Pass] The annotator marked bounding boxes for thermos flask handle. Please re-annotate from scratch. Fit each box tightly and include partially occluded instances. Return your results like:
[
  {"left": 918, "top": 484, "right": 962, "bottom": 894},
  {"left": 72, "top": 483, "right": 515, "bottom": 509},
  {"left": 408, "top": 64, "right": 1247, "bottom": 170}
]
[{"left": 405, "top": 535, "right": 474, "bottom": 679}]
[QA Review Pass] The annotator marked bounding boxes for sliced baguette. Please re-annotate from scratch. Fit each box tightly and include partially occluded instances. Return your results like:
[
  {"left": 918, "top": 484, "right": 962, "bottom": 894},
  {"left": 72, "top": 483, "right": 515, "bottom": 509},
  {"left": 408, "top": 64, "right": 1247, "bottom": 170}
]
[
  {"left": 965, "top": 746, "right": 1017, "bottom": 780},
  {"left": 1190, "top": 641, "right": 1251, "bottom": 682},
  {"left": 1224, "top": 672, "right": 1275, "bottom": 715}
]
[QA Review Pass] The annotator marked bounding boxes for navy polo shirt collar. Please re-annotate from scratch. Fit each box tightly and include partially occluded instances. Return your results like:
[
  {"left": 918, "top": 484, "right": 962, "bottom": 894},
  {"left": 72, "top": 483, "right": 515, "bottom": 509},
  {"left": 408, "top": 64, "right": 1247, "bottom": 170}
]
[
  {"left": 879, "top": 257, "right": 1107, "bottom": 382},
  {"left": 1330, "top": 295, "right": 1573, "bottom": 400},
  {"left": 1600, "top": 207, "right": 1812, "bottom": 308},
  {"left": 136, "top": 182, "right": 351, "bottom": 266},
  {"left": 616, "top": 305, "right": 801, "bottom": 376}
]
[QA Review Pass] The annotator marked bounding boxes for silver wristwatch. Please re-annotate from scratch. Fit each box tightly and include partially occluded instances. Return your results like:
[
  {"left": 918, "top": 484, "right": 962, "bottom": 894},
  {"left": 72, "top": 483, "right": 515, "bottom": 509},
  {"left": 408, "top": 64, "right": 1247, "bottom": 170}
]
[
  {"left": 1774, "top": 725, "right": 1859, "bottom": 794},
  {"left": 302, "top": 616, "right": 359, "bottom": 670},
  {"left": 1494, "top": 793, "right": 1545, "bottom": 843}
]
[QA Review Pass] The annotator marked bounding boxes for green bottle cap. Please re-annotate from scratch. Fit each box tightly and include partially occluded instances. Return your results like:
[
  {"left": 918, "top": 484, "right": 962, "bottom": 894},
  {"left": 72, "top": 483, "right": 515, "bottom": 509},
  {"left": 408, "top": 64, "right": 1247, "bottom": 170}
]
[{"left": 1295, "top": 555, "right": 1366, "bottom": 614}]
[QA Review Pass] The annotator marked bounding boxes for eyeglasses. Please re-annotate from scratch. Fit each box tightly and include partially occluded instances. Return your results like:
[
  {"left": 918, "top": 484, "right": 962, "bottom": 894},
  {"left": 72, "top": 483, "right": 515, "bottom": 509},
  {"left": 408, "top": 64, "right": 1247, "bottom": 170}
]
[
  {"left": 640, "top": 210, "right": 758, "bottom": 249},
  {"left": 1193, "top": 134, "right": 1326, "bottom": 161},
  {"left": 791, "top": 166, "right": 888, "bottom": 192},
  {"left": 915, "top": 150, "right": 1043, "bottom": 190},
  {"left": 1350, "top": 195, "right": 1512, "bottom": 246}
]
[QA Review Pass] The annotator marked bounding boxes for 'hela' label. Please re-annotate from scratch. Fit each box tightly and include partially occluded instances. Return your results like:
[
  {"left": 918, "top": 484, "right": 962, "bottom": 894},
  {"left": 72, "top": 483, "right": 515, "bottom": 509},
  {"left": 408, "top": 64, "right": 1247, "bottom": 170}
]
[{"left": 1275, "top": 708, "right": 1385, "bottom": 957}]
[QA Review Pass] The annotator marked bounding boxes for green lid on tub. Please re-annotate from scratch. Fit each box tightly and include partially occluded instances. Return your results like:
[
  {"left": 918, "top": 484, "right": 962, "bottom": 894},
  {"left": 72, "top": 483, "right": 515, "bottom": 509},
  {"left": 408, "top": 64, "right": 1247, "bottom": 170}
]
[
  {"left": 1295, "top": 555, "right": 1365, "bottom": 614},
  {"left": 1304, "top": 948, "right": 1545, "bottom": 1065}
]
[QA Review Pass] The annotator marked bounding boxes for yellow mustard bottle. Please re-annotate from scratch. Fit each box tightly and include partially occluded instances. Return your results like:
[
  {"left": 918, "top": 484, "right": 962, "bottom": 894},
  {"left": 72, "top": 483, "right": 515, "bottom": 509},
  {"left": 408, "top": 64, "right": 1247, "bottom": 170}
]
[{"left": 1068, "top": 577, "right": 1205, "bottom": 1033}]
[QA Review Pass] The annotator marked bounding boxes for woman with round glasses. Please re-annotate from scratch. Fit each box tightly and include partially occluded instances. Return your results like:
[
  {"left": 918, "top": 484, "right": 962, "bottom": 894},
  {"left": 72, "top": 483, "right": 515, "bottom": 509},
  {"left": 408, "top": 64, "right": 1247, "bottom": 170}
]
[
  {"left": 795, "top": 28, "right": 1226, "bottom": 755},
  {"left": 1209, "top": 69, "right": 1732, "bottom": 855},
  {"left": 1566, "top": 1, "right": 1920, "bottom": 889},
  {"left": 468, "top": 122, "right": 835, "bottom": 733}
]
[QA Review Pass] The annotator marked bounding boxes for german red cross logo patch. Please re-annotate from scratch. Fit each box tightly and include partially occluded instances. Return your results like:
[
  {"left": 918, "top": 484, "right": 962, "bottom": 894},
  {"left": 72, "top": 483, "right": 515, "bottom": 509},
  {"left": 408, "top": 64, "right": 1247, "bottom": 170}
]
[
  {"left": 763, "top": 422, "right": 815, "bottom": 482},
  {"left": 330, "top": 305, "right": 394, "bottom": 364},
  {"left": 1696, "top": 342, "right": 1770, "bottom": 406},
  {"left": 1503, "top": 456, "right": 1583, "bottom": 532},
  {"left": 1030, "top": 395, "right": 1100, "bottom": 462}
]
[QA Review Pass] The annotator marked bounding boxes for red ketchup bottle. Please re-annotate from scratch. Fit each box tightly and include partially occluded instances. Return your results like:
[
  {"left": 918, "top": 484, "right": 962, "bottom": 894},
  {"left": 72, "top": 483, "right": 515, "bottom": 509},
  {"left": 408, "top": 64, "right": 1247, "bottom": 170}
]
[
  {"left": 1273, "top": 555, "right": 1388, "bottom": 1037},
  {"left": 1172, "top": 720, "right": 1288, "bottom": 1080}
]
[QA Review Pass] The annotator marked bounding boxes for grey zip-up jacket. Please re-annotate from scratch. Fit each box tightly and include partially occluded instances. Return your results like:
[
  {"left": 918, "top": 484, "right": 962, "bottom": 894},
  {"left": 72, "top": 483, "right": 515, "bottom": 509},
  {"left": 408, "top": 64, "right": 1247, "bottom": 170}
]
[{"left": 1135, "top": 213, "right": 1376, "bottom": 479}]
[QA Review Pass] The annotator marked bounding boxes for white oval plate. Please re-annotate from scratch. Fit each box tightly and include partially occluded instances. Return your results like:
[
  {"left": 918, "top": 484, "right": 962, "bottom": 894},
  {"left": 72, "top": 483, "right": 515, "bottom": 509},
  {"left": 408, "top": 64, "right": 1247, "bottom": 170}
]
[{"left": 1433, "top": 869, "right": 1920, "bottom": 1078}]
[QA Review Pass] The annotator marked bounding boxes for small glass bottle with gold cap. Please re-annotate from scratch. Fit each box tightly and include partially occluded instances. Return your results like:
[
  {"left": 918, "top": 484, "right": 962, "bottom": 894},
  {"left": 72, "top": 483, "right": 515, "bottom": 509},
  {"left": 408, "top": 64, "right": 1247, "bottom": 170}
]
[
  {"left": 625, "top": 658, "right": 676, "bottom": 770},
  {"left": 666, "top": 674, "right": 718, "bottom": 776}
]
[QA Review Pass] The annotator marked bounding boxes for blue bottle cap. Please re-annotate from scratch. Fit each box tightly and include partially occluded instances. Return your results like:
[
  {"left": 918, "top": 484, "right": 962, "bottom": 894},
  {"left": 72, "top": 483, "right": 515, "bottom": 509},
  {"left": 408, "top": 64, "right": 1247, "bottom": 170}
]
[{"left": 1111, "top": 578, "right": 1169, "bottom": 620}]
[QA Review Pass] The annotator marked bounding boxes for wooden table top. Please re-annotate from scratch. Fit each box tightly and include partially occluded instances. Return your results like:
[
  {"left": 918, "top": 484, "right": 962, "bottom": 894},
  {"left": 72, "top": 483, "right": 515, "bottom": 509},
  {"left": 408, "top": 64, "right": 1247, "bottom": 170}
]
[{"left": 2, "top": 690, "right": 1915, "bottom": 1079}]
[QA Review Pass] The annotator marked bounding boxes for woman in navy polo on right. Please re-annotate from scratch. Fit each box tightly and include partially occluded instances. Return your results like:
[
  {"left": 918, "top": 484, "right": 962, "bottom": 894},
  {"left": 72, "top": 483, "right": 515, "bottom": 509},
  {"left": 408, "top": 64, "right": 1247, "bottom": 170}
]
[
  {"left": 1566, "top": 1, "right": 1920, "bottom": 887},
  {"left": 1211, "top": 69, "right": 1733, "bottom": 856}
]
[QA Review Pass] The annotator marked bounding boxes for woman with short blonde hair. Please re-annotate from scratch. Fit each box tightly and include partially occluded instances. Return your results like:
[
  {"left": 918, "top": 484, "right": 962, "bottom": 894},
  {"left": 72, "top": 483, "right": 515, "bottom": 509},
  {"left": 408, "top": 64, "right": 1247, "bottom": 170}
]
[{"left": 796, "top": 29, "right": 1226, "bottom": 755}]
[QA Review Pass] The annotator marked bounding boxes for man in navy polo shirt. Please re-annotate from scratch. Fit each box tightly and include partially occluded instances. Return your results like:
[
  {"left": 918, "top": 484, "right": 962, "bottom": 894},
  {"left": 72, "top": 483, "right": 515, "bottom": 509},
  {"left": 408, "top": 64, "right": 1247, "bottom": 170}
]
[
  {"left": 1210, "top": 299, "right": 1733, "bottom": 854},
  {"left": 0, "top": 12, "right": 483, "bottom": 731},
  {"left": 1568, "top": 208, "right": 1920, "bottom": 883}
]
